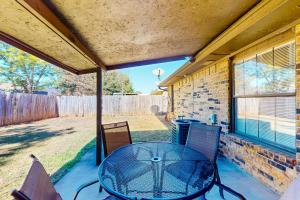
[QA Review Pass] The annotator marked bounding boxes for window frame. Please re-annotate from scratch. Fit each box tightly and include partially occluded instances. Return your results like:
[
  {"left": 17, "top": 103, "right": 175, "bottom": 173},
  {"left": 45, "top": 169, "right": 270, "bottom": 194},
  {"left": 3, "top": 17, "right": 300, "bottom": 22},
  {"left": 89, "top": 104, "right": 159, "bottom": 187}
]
[{"left": 231, "top": 42, "right": 296, "bottom": 153}]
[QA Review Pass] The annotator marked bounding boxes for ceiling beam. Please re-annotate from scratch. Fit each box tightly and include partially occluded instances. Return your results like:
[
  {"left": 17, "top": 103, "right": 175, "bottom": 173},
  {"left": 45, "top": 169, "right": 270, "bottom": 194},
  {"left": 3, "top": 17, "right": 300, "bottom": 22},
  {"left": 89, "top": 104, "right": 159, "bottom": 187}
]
[
  {"left": 0, "top": 31, "right": 79, "bottom": 74},
  {"left": 78, "top": 55, "right": 189, "bottom": 74},
  {"left": 17, "top": 0, "right": 106, "bottom": 70},
  {"left": 193, "top": 0, "right": 287, "bottom": 62},
  {"left": 78, "top": 68, "right": 97, "bottom": 75},
  {"left": 107, "top": 55, "right": 189, "bottom": 70}
]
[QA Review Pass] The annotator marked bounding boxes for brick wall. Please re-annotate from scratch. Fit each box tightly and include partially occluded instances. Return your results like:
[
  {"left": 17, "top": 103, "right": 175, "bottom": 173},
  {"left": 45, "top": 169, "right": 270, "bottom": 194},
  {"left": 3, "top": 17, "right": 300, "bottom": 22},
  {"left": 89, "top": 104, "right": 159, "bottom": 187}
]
[
  {"left": 169, "top": 29, "right": 299, "bottom": 193},
  {"left": 220, "top": 134, "right": 296, "bottom": 193},
  {"left": 173, "top": 60, "right": 230, "bottom": 132},
  {"left": 296, "top": 24, "right": 300, "bottom": 173}
]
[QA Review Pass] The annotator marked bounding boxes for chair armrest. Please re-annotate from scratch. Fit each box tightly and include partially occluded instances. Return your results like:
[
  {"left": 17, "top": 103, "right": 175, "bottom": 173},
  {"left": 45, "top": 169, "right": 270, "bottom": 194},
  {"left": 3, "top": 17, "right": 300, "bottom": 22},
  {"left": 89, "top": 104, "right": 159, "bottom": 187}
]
[
  {"left": 73, "top": 179, "right": 99, "bottom": 200},
  {"left": 214, "top": 182, "right": 246, "bottom": 200}
]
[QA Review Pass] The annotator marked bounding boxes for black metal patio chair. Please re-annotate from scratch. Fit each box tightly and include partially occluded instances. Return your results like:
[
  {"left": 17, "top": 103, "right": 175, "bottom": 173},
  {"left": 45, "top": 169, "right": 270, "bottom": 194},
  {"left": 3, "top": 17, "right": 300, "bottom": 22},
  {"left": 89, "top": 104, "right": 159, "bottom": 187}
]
[
  {"left": 165, "top": 123, "right": 246, "bottom": 200},
  {"left": 11, "top": 154, "right": 119, "bottom": 200}
]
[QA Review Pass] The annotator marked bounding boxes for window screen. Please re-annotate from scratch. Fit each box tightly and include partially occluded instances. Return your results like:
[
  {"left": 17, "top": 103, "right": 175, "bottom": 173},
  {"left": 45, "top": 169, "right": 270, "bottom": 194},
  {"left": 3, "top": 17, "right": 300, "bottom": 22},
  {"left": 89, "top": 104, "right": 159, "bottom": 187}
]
[{"left": 234, "top": 42, "right": 296, "bottom": 150}]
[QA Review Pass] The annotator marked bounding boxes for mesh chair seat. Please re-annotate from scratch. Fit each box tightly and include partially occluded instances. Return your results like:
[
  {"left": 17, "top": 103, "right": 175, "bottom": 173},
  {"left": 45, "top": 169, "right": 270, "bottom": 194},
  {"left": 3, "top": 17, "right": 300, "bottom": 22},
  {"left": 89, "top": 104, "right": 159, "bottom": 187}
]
[
  {"left": 165, "top": 160, "right": 214, "bottom": 189},
  {"left": 105, "top": 159, "right": 153, "bottom": 183}
]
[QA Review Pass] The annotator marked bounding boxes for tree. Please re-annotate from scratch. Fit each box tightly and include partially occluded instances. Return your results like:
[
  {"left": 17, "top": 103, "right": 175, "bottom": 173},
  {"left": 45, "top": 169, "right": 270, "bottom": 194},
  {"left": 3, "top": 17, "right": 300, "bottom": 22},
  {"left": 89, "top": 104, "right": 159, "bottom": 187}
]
[
  {"left": 0, "top": 42, "right": 57, "bottom": 93},
  {"left": 55, "top": 71, "right": 97, "bottom": 95},
  {"left": 56, "top": 70, "right": 134, "bottom": 95},
  {"left": 102, "top": 71, "right": 134, "bottom": 95}
]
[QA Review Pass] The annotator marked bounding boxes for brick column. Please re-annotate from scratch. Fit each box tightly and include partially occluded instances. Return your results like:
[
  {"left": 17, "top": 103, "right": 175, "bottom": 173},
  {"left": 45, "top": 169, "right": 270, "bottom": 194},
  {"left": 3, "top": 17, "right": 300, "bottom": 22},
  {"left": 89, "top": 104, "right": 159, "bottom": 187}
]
[{"left": 296, "top": 24, "right": 300, "bottom": 173}]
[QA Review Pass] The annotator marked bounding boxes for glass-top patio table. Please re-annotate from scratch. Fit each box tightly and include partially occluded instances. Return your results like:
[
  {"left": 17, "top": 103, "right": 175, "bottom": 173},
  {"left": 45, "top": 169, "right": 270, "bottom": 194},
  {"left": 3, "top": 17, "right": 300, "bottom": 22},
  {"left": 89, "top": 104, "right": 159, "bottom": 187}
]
[{"left": 98, "top": 142, "right": 215, "bottom": 200}]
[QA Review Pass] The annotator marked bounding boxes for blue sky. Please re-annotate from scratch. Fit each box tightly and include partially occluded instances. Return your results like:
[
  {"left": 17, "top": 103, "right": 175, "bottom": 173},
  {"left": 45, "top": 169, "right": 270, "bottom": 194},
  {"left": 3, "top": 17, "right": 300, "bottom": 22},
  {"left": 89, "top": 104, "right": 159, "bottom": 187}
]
[{"left": 119, "top": 58, "right": 189, "bottom": 94}]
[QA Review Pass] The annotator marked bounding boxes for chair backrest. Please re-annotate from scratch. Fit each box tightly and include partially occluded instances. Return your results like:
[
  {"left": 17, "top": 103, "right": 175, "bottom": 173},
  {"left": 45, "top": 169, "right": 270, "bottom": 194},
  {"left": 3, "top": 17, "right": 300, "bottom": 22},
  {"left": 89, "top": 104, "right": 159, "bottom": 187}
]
[
  {"left": 186, "top": 123, "right": 221, "bottom": 163},
  {"left": 11, "top": 155, "right": 61, "bottom": 200},
  {"left": 101, "top": 121, "right": 132, "bottom": 157}
]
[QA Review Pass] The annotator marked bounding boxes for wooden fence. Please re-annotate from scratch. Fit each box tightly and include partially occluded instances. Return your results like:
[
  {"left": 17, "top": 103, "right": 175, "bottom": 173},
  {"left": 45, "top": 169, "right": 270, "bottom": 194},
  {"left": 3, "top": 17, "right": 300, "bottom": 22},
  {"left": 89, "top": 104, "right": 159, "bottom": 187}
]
[
  {"left": 56, "top": 95, "right": 96, "bottom": 117},
  {"left": 0, "top": 92, "right": 58, "bottom": 126},
  {"left": 0, "top": 93, "right": 168, "bottom": 126},
  {"left": 57, "top": 95, "right": 168, "bottom": 116}
]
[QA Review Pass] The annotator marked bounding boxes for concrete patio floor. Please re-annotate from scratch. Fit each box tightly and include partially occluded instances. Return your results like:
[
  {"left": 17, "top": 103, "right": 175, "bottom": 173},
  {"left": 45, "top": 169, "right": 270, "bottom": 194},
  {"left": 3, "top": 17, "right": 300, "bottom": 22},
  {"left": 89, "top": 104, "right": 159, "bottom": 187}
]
[{"left": 55, "top": 148, "right": 279, "bottom": 200}]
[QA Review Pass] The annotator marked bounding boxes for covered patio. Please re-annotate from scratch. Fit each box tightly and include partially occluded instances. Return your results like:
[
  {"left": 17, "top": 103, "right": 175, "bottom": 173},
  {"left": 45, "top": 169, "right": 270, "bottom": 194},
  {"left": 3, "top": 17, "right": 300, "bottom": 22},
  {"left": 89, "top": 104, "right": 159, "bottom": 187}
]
[
  {"left": 54, "top": 148, "right": 278, "bottom": 200},
  {"left": 1, "top": 0, "right": 300, "bottom": 199}
]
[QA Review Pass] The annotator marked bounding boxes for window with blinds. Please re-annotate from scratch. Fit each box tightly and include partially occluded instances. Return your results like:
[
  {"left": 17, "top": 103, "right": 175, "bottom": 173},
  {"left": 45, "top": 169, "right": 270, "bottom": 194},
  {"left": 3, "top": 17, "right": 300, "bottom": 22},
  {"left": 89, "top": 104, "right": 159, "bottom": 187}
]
[{"left": 233, "top": 42, "right": 296, "bottom": 150}]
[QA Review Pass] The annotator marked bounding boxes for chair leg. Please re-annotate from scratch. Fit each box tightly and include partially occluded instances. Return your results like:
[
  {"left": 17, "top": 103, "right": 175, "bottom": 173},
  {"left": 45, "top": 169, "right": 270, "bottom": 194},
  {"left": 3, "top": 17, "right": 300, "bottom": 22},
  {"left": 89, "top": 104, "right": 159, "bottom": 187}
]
[
  {"left": 73, "top": 179, "right": 98, "bottom": 200},
  {"left": 99, "top": 185, "right": 103, "bottom": 192},
  {"left": 215, "top": 166, "right": 224, "bottom": 199}
]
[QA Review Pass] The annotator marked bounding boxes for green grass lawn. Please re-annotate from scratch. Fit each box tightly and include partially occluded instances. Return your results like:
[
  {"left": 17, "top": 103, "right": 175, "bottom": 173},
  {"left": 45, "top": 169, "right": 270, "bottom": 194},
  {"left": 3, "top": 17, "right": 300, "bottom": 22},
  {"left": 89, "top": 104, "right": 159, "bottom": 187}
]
[{"left": 0, "top": 115, "right": 171, "bottom": 199}]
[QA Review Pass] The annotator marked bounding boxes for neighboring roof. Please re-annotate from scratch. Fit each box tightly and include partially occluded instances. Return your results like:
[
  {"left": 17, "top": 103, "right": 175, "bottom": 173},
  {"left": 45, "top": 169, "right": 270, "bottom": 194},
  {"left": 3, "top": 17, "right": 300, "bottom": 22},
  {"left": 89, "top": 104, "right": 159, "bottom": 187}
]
[
  {"left": 160, "top": 0, "right": 300, "bottom": 86},
  {"left": 0, "top": 0, "right": 260, "bottom": 74}
]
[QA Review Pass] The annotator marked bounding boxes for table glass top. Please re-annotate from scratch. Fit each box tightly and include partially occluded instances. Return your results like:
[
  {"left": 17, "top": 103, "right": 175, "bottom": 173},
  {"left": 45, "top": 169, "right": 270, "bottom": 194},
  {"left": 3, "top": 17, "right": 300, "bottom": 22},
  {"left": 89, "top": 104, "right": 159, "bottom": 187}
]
[{"left": 98, "top": 142, "right": 214, "bottom": 200}]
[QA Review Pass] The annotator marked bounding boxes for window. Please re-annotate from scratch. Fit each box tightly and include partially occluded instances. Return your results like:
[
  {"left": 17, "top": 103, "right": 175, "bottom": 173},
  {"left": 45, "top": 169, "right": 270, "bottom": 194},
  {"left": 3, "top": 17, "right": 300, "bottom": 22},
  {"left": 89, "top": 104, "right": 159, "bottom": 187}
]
[{"left": 233, "top": 42, "right": 296, "bottom": 150}]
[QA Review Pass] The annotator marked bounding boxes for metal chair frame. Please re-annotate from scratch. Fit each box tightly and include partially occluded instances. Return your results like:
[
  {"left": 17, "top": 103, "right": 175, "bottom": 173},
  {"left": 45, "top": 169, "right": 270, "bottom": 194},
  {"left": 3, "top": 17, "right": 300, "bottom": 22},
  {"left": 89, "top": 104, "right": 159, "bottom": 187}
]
[
  {"left": 11, "top": 154, "right": 115, "bottom": 200},
  {"left": 164, "top": 123, "right": 246, "bottom": 200}
]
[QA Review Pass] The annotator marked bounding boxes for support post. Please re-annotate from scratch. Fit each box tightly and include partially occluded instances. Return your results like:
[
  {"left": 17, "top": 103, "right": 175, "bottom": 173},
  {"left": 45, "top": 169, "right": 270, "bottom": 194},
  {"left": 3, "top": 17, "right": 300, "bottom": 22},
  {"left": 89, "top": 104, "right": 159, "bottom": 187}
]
[{"left": 96, "top": 68, "right": 102, "bottom": 165}]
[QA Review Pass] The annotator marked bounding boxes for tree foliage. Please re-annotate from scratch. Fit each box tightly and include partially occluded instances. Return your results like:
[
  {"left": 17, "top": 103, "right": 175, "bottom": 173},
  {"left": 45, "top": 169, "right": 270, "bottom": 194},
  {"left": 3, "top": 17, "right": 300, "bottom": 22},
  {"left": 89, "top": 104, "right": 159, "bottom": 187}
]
[
  {"left": 56, "top": 70, "right": 134, "bottom": 95},
  {"left": 0, "top": 42, "right": 135, "bottom": 95},
  {"left": 0, "top": 42, "right": 57, "bottom": 93},
  {"left": 102, "top": 71, "right": 134, "bottom": 95}
]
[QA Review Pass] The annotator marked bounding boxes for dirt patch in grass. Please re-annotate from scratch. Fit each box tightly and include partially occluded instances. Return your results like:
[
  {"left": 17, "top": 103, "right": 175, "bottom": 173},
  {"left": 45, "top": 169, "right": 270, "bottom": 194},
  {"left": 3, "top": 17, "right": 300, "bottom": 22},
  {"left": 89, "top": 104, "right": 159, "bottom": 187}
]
[{"left": 0, "top": 115, "right": 170, "bottom": 199}]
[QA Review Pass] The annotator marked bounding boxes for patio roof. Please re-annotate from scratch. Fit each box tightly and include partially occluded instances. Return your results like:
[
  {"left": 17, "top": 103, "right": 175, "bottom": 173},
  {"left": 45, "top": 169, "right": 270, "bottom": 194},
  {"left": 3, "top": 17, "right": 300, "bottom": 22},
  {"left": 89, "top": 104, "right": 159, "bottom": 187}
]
[
  {"left": 159, "top": 0, "right": 300, "bottom": 86},
  {"left": 0, "top": 0, "right": 267, "bottom": 74},
  {"left": 1, "top": 1, "right": 300, "bottom": 75}
]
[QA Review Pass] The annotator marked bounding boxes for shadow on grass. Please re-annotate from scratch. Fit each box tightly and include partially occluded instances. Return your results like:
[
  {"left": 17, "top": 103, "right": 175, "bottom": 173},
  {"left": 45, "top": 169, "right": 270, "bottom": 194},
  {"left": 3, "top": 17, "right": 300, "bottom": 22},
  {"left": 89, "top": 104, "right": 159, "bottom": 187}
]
[
  {"left": 50, "top": 128, "right": 171, "bottom": 184},
  {"left": 50, "top": 116, "right": 172, "bottom": 184},
  {"left": 0, "top": 125, "right": 76, "bottom": 165},
  {"left": 131, "top": 130, "right": 171, "bottom": 142},
  {"left": 51, "top": 138, "right": 96, "bottom": 184}
]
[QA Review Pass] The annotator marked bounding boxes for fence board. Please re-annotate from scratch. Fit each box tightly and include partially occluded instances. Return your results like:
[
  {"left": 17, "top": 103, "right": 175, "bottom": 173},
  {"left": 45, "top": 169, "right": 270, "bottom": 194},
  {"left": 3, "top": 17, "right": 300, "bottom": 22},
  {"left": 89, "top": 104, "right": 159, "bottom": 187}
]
[
  {"left": 0, "top": 92, "right": 58, "bottom": 126},
  {"left": 57, "top": 95, "right": 167, "bottom": 116},
  {"left": 0, "top": 93, "right": 167, "bottom": 126}
]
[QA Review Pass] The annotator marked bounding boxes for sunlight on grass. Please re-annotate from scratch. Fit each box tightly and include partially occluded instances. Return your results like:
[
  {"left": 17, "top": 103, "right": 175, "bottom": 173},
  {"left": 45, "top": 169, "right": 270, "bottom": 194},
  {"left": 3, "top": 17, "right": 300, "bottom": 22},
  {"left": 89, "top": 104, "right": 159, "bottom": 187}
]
[{"left": 0, "top": 115, "right": 170, "bottom": 199}]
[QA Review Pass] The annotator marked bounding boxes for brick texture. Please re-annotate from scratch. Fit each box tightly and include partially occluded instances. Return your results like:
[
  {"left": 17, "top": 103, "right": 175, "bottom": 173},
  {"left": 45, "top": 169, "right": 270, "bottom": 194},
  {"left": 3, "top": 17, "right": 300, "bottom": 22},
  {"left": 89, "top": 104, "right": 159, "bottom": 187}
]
[
  {"left": 220, "top": 135, "right": 296, "bottom": 193},
  {"left": 172, "top": 60, "right": 230, "bottom": 132}
]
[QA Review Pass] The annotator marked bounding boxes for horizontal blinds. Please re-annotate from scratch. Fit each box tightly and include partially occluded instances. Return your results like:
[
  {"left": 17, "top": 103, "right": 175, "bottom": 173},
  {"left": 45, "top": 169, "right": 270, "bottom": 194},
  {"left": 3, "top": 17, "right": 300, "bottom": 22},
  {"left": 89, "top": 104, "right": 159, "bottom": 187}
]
[
  {"left": 235, "top": 96, "right": 296, "bottom": 149},
  {"left": 235, "top": 98, "right": 246, "bottom": 133},
  {"left": 234, "top": 42, "right": 295, "bottom": 96},
  {"left": 274, "top": 43, "right": 295, "bottom": 67},
  {"left": 257, "top": 49, "right": 273, "bottom": 66},
  {"left": 274, "top": 43, "right": 295, "bottom": 93},
  {"left": 275, "top": 97, "right": 296, "bottom": 148},
  {"left": 245, "top": 98, "right": 259, "bottom": 137},
  {"left": 234, "top": 62, "right": 245, "bottom": 96},
  {"left": 233, "top": 42, "right": 296, "bottom": 150},
  {"left": 244, "top": 57, "right": 257, "bottom": 95},
  {"left": 259, "top": 97, "right": 275, "bottom": 142}
]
